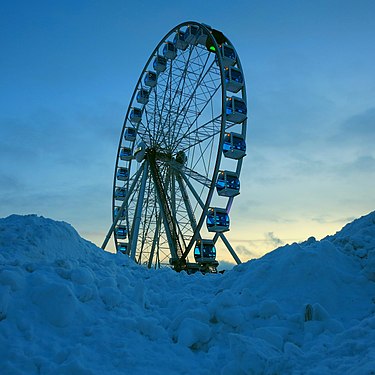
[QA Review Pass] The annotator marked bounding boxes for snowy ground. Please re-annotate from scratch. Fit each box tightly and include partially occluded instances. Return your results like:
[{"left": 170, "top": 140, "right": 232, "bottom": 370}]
[{"left": 0, "top": 212, "right": 374, "bottom": 374}]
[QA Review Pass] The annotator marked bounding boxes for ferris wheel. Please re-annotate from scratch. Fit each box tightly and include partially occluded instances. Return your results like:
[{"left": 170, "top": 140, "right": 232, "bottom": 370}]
[{"left": 102, "top": 21, "right": 247, "bottom": 273}]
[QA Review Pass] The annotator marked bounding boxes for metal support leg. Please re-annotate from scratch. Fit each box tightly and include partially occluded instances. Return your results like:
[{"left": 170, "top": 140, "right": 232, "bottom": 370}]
[
  {"left": 219, "top": 232, "right": 242, "bottom": 265},
  {"left": 179, "top": 169, "right": 205, "bottom": 209},
  {"left": 148, "top": 214, "right": 161, "bottom": 268},
  {"left": 130, "top": 161, "right": 149, "bottom": 259},
  {"left": 175, "top": 171, "right": 198, "bottom": 232}
]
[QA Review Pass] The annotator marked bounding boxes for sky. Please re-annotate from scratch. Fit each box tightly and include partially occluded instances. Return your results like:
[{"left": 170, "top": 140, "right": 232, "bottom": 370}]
[{"left": 1, "top": 0, "right": 374, "bottom": 263}]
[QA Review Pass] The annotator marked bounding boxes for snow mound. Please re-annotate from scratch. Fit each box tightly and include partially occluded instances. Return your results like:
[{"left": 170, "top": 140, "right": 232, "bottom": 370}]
[
  {"left": 0, "top": 214, "right": 100, "bottom": 261},
  {"left": 1, "top": 212, "right": 375, "bottom": 374}
]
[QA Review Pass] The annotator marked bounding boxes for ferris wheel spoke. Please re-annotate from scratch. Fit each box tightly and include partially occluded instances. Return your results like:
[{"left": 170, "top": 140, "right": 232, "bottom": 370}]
[
  {"left": 138, "top": 109, "right": 155, "bottom": 146},
  {"left": 173, "top": 79, "right": 221, "bottom": 151},
  {"left": 155, "top": 64, "right": 174, "bottom": 146},
  {"left": 153, "top": 91, "right": 162, "bottom": 145},
  {"left": 186, "top": 166, "right": 210, "bottom": 189},
  {"left": 177, "top": 168, "right": 205, "bottom": 209},
  {"left": 190, "top": 135, "right": 216, "bottom": 177},
  {"left": 172, "top": 67, "right": 221, "bottom": 146},
  {"left": 171, "top": 55, "right": 214, "bottom": 143},
  {"left": 166, "top": 48, "right": 195, "bottom": 146},
  {"left": 196, "top": 136, "right": 211, "bottom": 177},
  {"left": 178, "top": 116, "right": 223, "bottom": 153}
]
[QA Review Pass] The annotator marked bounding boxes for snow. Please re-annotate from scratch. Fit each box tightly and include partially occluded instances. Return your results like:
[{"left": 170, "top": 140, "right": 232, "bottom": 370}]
[{"left": 0, "top": 212, "right": 375, "bottom": 374}]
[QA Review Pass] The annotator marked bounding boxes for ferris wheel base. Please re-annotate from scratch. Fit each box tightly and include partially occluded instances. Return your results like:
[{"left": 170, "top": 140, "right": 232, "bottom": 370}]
[
  {"left": 169, "top": 258, "right": 219, "bottom": 274},
  {"left": 185, "top": 261, "right": 219, "bottom": 274}
]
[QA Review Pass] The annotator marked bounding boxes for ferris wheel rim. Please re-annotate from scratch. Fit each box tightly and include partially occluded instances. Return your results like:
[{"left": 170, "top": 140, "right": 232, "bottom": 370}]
[{"left": 111, "top": 21, "right": 247, "bottom": 269}]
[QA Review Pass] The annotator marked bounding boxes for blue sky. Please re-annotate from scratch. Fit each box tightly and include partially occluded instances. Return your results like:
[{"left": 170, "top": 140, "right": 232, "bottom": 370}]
[{"left": 1, "top": 0, "right": 374, "bottom": 260}]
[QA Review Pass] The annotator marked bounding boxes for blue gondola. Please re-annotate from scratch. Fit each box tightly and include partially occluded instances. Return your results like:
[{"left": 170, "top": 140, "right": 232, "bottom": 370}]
[
  {"left": 197, "top": 29, "right": 208, "bottom": 46},
  {"left": 120, "top": 147, "right": 132, "bottom": 161},
  {"left": 163, "top": 42, "right": 177, "bottom": 60},
  {"left": 223, "top": 132, "right": 246, "bottom": 159},
  {"left": 115, "top": 187, "right": 127, "bottom": 201},
  {"left": 136, "top": 88, "right": 150, "bottom": 105},
  {"left": 206, "top": 207, "right": 230, "bottom": 232},
  {"left": 216, "top": 170, "right": 240, "bottom": 197},
  {"left": 116, "top": 167, "right": 129, "bottom": 181},
  {"left": 221, "top": 44, "right": 236, "bottom": 66},
  {"left": 117, "top": 242, "right": 128, "bottom": 254},
  {"left": 130, "top": 108, "right": 142, "bottom": 124},
  {"left": 153, "top": 55, "right": 167, "bottom": 72},
  {"left": 124, "top": 127, "right": 137, "bottom": 142},
  {"left": 114, "top": 206, "right": 126, "bottom": 221},
  {"left": 173, "top": 30, "right": 188, "bottom": 50},
  {"left": 226, "top": 96, "right": 247, "bottom": 123},
  {"left": 184, "top": 25, "right": 200, "bottom": 45},
  {"left": 194, "top": 240, "right": 217, "bottom": 263},
  {"left": 224, "top": 66, "right": 244, "bottom": 93},
  {"left": 144, "top": 71, "right": 157, "bottom": 87},
  {"left": 115, "top": 225, "right": 128, "bottom": 239}
]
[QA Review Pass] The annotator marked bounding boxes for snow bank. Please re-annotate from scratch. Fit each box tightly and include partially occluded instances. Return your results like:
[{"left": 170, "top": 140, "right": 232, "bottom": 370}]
[{"left": 0, "top": 212, "right": 374, "bottom": 374}]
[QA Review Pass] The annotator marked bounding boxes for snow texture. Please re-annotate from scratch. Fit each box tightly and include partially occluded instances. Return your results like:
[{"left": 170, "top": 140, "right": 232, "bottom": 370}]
[{"left": 0, "top": 212, "right": 375, "bottom": 374}]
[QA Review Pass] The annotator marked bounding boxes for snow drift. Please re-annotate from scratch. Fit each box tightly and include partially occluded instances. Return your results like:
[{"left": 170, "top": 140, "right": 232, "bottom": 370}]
[{"left": 0, "top": 212, "right": 374, "bottom": 374}]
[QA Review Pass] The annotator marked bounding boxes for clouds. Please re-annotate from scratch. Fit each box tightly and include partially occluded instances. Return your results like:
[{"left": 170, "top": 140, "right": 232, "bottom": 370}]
[
  {"left": 0, "top": 101, "right": 119, "bottom": 238},
  {"left": 235, "top": 245, "right": 254, "bottom": 258},
  {"left": 332, "top": 107, "right": 375, "bottom": 153},
  {"left": 312, "top": 215, "right": 356, "bottom": 225},
  {"left": 264, "top": 232, "right": 284, "bottom": 247}
]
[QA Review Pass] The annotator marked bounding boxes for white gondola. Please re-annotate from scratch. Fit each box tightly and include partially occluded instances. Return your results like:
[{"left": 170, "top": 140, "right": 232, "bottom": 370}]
[
  {"left": 116, "top": 167, "right": 129, "bottom": 181},
  {"left": 134, "top": 141, "right": 146, "bottom": 163},
  {"left": 153, "top": 55, "right": 167, "bottom": 72},
  {"left": 223, "top": 132, "right": 246, "bottom": 159},
  {"left": 221, "top": 44, "right": 236, "bottom": 66},
  {"left": 136, "top": 88, "right": 150, "bottom": 105},
  {"left": 115, "top": 225, "right": 128, "bottom": 239},
  {"left": 144, "top": 71, "right": 157, "bottom": 87},
  {"left": 226, "top": 96, "right": 247, "bottom": 123},
  {"left": 162, "top": 42, "right": 177, "bottom": 60},
  {"left": 115, "top": 187, "right": 127, "bottom": 201},
  {"left": 130, "top": 108, "right": 142, "bottom": 124},
  {"left": 173, "top": 30, "right": 188, "bottom": 50},
  {"left": 224, "top": 66, "right": 244, "bottom": 93},
  {"left": 124, "top": 127, "right": 137, "bottom": 142},
  {"left": 184, "top": 25, "right": 200, "bottom": 45},
  {"left": 114, "top": 206, "right": 126, "bottom": 221},
  {"left": 117, "top": 242, "right": 128, "bottom": 254},
  {"left": 206, "top": 207, "right": 230, "bottom": 232},
  {"left": 120, "top": 147, "right": 132, "bottom": 161},
  {"left": 216, "top": 170, "right": 240, "bottom": 197},
  {"left": 194, "top": 239, "right": 217, "bottom": 264}
]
